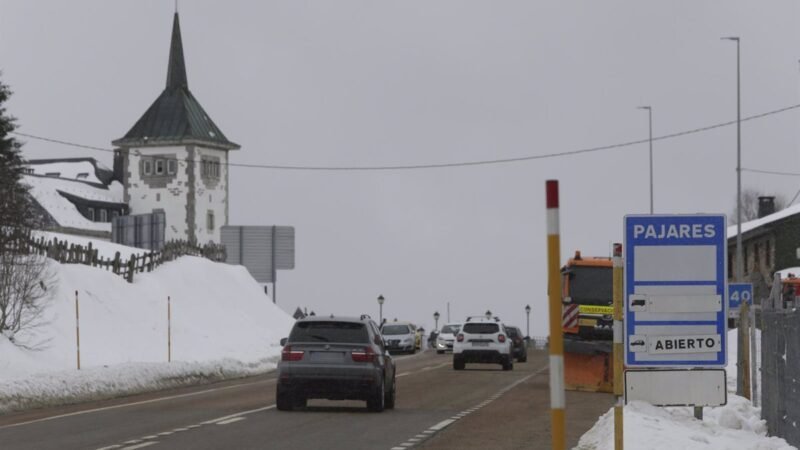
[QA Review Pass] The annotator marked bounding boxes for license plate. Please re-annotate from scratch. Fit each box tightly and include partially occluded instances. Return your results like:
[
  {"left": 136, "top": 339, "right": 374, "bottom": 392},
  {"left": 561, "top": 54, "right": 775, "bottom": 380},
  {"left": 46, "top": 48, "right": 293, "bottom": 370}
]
[
  {"left": 472, "top": 342, "right": 489, "bottom": 347},
  {"left": 311, "top": 352, "right": 344, "bottom": 362}
]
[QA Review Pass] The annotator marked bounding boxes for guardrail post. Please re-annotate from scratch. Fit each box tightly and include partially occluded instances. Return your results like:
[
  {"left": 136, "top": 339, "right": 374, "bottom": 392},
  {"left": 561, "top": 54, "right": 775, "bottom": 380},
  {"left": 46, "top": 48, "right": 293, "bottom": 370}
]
[{"left": 546, "top": 180, "right": 565, "bottom": 450}]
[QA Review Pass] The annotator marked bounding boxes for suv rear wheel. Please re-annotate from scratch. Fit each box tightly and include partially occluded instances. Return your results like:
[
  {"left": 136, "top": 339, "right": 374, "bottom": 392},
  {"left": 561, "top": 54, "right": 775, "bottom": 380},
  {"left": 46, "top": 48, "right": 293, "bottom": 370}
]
[
  {"left": 384, "top": 376, "right": 396, "bottom": 409},
  {"left": 502, "top": 358, "right": 513, "bottom": 371},
  {"left": 453, "top": 356, "right": 465, "bottom": 370},
  {"left": 367, "top": 378, "right": 385, "bottom": 412}
]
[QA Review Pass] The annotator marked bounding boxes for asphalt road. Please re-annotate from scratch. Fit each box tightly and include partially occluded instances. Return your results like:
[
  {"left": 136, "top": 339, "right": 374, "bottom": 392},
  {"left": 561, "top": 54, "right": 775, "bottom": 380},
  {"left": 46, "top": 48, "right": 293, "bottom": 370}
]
[{"left": 0, "top": 349, "right": 612, "bottom": 450}]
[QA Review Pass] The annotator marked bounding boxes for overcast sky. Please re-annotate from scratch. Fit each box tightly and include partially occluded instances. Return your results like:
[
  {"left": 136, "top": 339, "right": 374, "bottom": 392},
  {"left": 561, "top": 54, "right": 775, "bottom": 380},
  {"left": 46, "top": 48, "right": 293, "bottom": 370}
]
[{"left": 2, "top": 1, "right": 800, "bottom": 335}]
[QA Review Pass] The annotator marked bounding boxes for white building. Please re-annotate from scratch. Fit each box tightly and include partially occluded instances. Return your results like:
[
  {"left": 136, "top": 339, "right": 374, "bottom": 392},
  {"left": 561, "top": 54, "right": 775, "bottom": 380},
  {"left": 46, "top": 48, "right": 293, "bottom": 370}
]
[{"left": 112, "top": 13, "right": 240, "bottom": 245}]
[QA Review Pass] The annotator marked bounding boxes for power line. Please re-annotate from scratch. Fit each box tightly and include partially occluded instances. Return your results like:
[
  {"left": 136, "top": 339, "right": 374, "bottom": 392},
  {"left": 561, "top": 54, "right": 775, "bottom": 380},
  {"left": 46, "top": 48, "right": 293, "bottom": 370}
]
[
  {"left": 11, "top": 102, "right": 800, "bottom": 171},
  {"left": 742, "top": 168, "right": 800, "bottom": 177}
]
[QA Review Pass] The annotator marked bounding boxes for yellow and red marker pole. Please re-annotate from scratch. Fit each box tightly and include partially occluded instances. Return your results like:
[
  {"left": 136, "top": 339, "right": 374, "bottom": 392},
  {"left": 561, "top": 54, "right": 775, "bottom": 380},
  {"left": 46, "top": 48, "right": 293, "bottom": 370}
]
[
  {"left": 546, "top": 180, "right": 565, "bottom": 450},
  {"left": 612, "top": 243, "right": 624, "bottom": 449}
]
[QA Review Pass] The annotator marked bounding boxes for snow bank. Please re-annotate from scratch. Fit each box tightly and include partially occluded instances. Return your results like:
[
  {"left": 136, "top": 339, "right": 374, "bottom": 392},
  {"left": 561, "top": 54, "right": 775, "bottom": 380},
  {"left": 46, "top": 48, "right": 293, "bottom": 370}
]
[
  {"left": 0, "top": 254, "right": 294, "bottom": 413},
  {"left": 575, "top": 328, "right": 795, "bottom": 450}
]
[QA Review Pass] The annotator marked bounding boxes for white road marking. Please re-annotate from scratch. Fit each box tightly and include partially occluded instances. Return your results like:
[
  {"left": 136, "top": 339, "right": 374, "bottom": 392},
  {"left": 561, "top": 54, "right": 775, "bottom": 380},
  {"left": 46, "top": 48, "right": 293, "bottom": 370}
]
[
  {"left": 397, "top": 372, "right": 411, "bottom": 377},
  {"left": 121, "top": 442, "right": 158, "bottom": 450},
  {"left": 172, "top": 427, "right": 189, "bottom": 432},
  {"left": 95, "top": 446, "right": 121, "bottom": 450},
  {"left": 122, "top": 440, "right": 142, "bottom": 445},
  {"left": 409, "top": 438, "right": 420, "bottom": 442},
  {"left": 401, "top": 444, "right": 414, "bottom": 448},
  {"left": 0, "top": 378, "right": 277, "bottom": 430},
  {"left": 429, "top": 419, "right": 456, "bottom": 431},
  {"left": 216, "top": 417, "right": 246, "bottom": 425},
  {"left": 141, "top": 435, "right": 158, "bottom": 440},
  {"left": 157, "top": 432, "right": 173, "bottom": 436},
  {"left": 391, "top": 447, "right": 407, "bottom": 450},
  {"left": 202, "top": 404, "right": 275, "bottom": 425}
]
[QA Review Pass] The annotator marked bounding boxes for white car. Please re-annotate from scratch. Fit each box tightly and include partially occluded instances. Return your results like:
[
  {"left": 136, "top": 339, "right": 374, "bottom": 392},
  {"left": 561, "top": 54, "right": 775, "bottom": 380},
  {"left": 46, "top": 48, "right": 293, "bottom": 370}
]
[
  {"left": 381, "top": 322, "right": 417, "bottom": 354},
  {"left": 452, "top": 317, "right": 513, "bottom": 371},
  {"left": 435, "top": 323, "right": 461, "bottom": 354}
]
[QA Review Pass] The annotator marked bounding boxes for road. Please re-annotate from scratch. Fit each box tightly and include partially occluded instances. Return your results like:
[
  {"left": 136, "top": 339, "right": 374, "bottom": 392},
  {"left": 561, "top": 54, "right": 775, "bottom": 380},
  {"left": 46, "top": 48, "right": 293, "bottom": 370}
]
[{"left": 0, "top": 349, "right": 612, "bottom": 450}]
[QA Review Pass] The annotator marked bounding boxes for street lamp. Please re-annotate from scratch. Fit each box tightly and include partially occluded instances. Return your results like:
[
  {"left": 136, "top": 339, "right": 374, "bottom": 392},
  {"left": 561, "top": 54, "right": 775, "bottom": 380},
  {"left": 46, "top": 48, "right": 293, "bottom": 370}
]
[
  {"left": 433, "top": 311, "right": 440, "bottom": 330},
  {"left": 525, "top": 304, "right": 531, "bottom": 338},
  {"left": 485, "top": 310, "right": 492, "bottom": 320},
  {"left": 377, "top": 295, "right": 385, "bottom": 325},
  {"left": 721, "top": 36, "right": 742, "bottom": 283},
  {"left": 637, "top": 105, "right": 654, "bottom": 214}
]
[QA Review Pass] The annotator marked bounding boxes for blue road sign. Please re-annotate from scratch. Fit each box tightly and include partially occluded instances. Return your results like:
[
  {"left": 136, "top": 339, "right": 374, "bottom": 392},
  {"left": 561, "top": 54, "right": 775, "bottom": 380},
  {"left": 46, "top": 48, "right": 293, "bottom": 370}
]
[
  {"left": 624, "top": 215, "right": 727, "bottom": 368},
  {"left": 728, "top": 283, "right": 753, "bottom": 310}
]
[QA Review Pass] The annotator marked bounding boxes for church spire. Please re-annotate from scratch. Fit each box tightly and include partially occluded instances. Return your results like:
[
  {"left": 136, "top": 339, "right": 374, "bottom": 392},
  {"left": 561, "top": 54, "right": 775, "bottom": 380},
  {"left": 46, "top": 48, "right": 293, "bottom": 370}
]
[{"left": 166, "top": 12, "right": 188, "bottom": 89}]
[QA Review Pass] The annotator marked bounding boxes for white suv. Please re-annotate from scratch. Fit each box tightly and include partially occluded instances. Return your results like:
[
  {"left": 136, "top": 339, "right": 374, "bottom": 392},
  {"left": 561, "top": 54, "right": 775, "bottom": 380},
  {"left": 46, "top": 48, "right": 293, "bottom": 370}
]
[{"left": 452, "top": 317, "right": 513, "bottom": 371}]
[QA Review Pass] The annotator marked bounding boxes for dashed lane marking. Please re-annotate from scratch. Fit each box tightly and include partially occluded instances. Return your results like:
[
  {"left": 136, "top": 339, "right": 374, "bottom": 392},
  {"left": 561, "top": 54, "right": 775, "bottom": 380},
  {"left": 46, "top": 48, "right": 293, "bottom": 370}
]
[
  {"left": 0, "top": 378, "right": 277, "bottom": 431},
  {"left": 388, "top": 364, "right": 549, "bottom": 450},
  {"left": 121, "top": 442, "right": 158, "bottom": 450},
  {"left": 216, "top": 417, "right": 246, "bottom": 425}
]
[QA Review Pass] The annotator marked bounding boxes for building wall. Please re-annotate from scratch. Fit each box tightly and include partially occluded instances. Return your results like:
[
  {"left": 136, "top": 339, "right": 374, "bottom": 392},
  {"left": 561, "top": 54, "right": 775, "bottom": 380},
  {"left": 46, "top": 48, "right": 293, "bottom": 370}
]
[
  {"left": 192, "top": 146, "right": 229, "bottom": 245},
  {"left": 123, "top": 145, "right": 229, "bottom": 245},
  {"left": 774, "top": 215, "right": 800, "bottom": 270},
  {"left": 124, "top": 146, "right": 191, "bottom": 242}
]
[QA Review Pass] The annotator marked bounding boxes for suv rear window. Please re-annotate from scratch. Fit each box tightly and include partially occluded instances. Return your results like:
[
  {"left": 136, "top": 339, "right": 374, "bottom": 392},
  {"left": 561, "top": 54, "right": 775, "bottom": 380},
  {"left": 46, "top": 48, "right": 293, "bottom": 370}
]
[
  {"left": 381, "top": 325, "right": 412, "bottom": 335},
  {"left": 462, "top": 323, "right": 499, "bottom": 334},
  {"left": 289, "top": 321, "right": 369, "bottom": 343}
]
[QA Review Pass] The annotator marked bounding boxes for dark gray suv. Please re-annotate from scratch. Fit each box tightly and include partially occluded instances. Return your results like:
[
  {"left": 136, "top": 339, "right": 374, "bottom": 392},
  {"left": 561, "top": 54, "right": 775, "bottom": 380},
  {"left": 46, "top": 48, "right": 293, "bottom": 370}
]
[{"left": 277, "top": 315, "right": 396, "bottom": 412}]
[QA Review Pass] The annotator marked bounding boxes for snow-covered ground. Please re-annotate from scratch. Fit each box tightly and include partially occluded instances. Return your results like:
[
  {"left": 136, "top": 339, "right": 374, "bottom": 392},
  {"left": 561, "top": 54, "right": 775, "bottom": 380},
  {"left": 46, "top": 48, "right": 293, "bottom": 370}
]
[
  {"left": 575, "top": 328, "right": 796, "bottom": 450},
  {"left": 0, "top": 237, "right": 294, "bottom": 413}
]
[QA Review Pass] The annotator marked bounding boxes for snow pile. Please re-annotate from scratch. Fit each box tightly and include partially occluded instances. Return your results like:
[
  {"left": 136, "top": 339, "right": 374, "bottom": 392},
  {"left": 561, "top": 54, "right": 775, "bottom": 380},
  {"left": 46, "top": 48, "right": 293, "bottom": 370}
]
[
  {"left": 27, "top": 160, "right": 103, "bottom": 183},
  {"left": 575, "top": 328, "right": 795, "bottom": 450},
  {"left": 23, "top": 175, "right": 123, "bottom": 232},
  {"left": 0, "top": 239, "right": 294, "bottom": 413}
]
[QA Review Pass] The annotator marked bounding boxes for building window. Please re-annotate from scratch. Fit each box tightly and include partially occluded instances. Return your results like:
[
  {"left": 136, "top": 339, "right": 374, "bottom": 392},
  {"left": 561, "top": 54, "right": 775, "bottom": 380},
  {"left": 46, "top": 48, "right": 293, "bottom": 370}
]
[
  {"left": 728, "top": 253, "right": 733, "bottom": 279},
  {"left": 168, "top": 159, "right": 177, "bottom": 175},
  {"left": 156, "top": 193, "right": 161, "bottom": 202},
  {"left": 87, "top": 207, "right": 95, "bottom": 221},
  {"left": 766, "top": 239, "right": 772, "bottom": 268},
  {"left": 143, "top": 159, "right": 153, "bottom": 176},
  {"left": 99, "top": 209, "right": 108, "bottom": 222},
  {"left": 207, "top": 210, "right": 215, "bottom": 231},
  {"left": 155, "top": 159, "right": 165, "bottom": 175},
  {"left": 111, "top": 210, "right": 119, "bottom": 220}
]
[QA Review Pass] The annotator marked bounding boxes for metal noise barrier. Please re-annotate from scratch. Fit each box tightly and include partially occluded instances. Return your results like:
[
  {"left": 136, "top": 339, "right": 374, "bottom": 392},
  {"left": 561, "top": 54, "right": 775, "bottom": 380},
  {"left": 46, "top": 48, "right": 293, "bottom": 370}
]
[{"left": 761, "top": 305, "right": 800, "bottom": 445}]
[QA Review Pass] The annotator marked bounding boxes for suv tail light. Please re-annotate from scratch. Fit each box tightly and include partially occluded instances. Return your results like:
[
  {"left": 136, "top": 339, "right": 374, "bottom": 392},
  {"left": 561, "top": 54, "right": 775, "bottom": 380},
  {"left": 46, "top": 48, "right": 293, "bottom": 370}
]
[
  {"left": 498, "top": 334, "right": 506, "bottom": 343},
  {"left": 351, "top": 346, "right": 376, "bottom": 363},
  {"left": 281, "top": 345, "right": 304, "bottom": 361},
  {"left": 456, "top": 334, "right": 464, "bottom": 342}
]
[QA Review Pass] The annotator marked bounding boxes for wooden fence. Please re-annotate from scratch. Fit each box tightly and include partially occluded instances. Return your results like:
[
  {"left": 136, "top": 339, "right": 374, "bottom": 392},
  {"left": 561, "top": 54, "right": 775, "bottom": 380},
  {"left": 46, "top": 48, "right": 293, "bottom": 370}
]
[{"left": 14, "top": 234, "right": 226, "bottom": 283}]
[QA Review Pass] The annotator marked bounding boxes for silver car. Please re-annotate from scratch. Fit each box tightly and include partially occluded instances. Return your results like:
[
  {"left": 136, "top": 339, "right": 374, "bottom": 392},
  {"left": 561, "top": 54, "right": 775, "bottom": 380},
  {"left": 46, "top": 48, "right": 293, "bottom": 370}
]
[{"left": 277, "top": 315, "right": 396, "bottom": 412}]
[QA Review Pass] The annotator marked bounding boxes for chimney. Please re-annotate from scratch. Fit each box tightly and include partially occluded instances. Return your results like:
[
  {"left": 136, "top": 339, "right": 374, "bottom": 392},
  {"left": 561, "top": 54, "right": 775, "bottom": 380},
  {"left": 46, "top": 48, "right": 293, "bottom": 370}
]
[{"left": 758, "top": 196, "right": 776, "bottom": 219}]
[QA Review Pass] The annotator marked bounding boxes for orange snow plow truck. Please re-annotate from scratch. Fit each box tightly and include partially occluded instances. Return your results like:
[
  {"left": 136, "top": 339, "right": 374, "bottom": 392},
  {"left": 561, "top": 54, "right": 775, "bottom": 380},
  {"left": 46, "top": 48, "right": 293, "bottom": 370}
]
[{"left": 561, "top": 251, "right": 614, "bottom": 393}]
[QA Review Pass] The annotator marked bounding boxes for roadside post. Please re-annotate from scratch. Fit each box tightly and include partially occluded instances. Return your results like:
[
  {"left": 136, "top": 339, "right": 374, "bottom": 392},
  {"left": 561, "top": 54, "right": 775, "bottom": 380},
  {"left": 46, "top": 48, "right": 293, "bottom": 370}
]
[
  {"left": 167, "top": 295, "right": 172, "bottom": 363},
  {"left": 729, "top": 283, "right": 753, "bottom": 400},
  {"left": 545, "top": 180, "right": 565, "bottom": 450},
  {"left": 623, "top": 215, "right": 728, "bottom": 416},
  {"left": 612, "top": 243, "right": 624, "bottom": 450},
  {"left": 75, "top": 290, "right": 81, "bottom": 370}
]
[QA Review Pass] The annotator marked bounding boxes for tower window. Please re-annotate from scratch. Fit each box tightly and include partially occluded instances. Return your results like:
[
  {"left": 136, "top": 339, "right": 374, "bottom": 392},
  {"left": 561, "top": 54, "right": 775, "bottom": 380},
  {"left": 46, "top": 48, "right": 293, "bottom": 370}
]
[
  {"left": 99, "top": 209, "right": 108, "bottom": 222},
  {"left": 207, "top": 210, "right": 215, "bottom": 231},
  {"left": 87, "top": 207, "right": 95, "bottom": 221},
  {"left": 155, "top": 159, "right": 165, "bottom": 175},
  {"left": 168, "top": 159, "right": 177, "bottom": 174},
  {"left": 143, "top": 159, "right": 153, "bottom": 176}
]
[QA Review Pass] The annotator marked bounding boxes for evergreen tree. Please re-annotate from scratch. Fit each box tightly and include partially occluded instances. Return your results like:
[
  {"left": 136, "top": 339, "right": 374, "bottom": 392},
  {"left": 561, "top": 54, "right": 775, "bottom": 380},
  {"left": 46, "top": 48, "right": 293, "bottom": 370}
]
[{"left": 0, "top": 74, "right": 34, "bottom": 247}]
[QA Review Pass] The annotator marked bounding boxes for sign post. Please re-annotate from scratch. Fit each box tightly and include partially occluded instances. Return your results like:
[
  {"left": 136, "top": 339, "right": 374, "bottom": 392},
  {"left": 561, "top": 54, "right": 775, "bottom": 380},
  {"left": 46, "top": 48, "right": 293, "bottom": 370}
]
[{"left": 624, "top": 215, "right": 728, "bottom": 408}]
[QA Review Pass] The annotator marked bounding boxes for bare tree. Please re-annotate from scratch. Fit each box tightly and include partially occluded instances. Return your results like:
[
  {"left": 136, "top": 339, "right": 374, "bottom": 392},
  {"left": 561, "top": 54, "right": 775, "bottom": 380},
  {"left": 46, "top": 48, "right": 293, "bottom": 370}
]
[
  {"left": 0, "top": 252, "right": 54, "bottom": 349},
  {"left": 0, "top": 74, "right": 52, "bottom": 348},
  {"left": 730, "top": 188, "right": 786, "bottom": 225}
]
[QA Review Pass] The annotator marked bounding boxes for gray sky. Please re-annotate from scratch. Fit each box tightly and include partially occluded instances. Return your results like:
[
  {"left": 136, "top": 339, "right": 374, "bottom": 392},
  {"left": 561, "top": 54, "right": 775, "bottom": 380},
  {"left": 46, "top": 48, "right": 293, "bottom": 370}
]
[{"left": 2, "top": 1, "right": 800, "bottom": 335}]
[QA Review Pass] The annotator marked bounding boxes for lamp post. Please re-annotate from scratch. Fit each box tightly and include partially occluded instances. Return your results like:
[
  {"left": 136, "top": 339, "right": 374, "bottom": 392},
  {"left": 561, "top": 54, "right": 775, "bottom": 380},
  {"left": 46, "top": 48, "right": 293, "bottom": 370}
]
[
  {"left": 525, "top": 304, "right": 531, "bottom": 338},
  {"left": 377, "top": 295, "right": 385, "bottom": 325},
  {"left": 637, "top": 105, "right": 654, "bottom": 214},
  {"left": 433, "top": 311, "right": 440, "bottom": 330},
  {"left": 722, "top": 34, "right": 748, "bottom": 405},
  {"left": 485, "top": 310, "right": 492, "bottom": 320}
]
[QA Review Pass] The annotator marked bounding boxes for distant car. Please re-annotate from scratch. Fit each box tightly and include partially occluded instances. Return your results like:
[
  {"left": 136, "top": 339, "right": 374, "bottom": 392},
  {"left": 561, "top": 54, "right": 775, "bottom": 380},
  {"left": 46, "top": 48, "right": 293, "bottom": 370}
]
[
  {"left": 435, "top": 323, "right": 461, "bottom": 354},
  {"left": 452, "top": 316, "right": 513, "bottom": 371},
  {"left": 381, "top": 322, "right": 417, "bottom": 354},
  {"left": 276, "top": 315, "right": 396, "bottom": 412},
  {"left": 505, "top": 326, "right": 527, "bottom": 362}
]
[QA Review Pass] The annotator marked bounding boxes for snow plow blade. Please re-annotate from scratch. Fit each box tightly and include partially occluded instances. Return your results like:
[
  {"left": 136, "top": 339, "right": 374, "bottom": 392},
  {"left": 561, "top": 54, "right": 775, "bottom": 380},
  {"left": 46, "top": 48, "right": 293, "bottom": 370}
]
[{"left": 563, "top": 338, "right": 613, "bottom": 393}]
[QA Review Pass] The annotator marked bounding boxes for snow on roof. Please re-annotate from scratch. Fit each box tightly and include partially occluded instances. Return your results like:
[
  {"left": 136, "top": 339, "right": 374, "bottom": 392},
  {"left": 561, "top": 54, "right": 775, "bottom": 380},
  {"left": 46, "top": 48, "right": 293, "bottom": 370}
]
[
  {"left": 726, "top": 202, "right": 800, "bottom": 239},
  {"left": 23, "top": 175, "right": 123, "bottom": 232},
  {"left": 27, "top": 161, "right": 102, "bottom": 184}
]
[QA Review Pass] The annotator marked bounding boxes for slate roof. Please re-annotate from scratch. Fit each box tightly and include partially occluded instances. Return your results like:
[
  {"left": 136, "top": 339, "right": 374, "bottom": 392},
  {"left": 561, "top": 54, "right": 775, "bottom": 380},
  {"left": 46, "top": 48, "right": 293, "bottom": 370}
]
[{"left": 113, "top": 13, "right": 240, "bottom": 151}]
